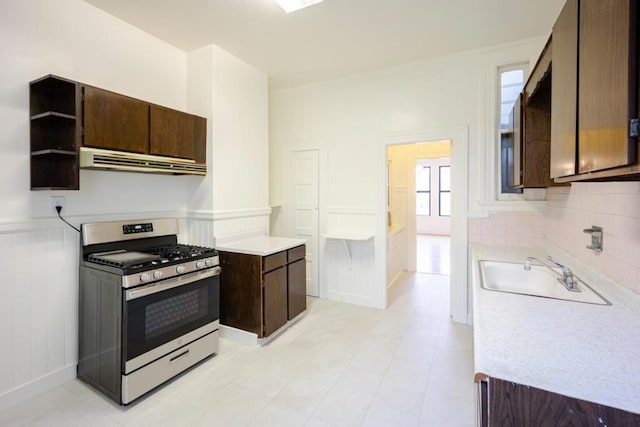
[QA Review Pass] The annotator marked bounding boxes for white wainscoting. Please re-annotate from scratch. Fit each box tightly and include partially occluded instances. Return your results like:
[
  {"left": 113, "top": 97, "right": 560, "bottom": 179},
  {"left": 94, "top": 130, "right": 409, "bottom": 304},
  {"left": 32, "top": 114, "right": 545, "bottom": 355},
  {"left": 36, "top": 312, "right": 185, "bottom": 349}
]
[
  {"left": 206, "top": 207, "right": 271, "bottom": 245},
  {"left": 323, "top": 208, "right": 377, "bottom": 308},
  {"left": 387, "top": 226, "right": 407, "bottom": 286},
  {"left": 0, "top": 223, "right": 79, "bottom": 413}
]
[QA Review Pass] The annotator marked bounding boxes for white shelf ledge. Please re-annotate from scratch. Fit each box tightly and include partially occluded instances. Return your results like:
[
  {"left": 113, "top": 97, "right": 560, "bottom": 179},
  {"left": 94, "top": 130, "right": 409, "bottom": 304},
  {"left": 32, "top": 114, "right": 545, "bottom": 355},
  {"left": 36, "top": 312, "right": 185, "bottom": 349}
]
[{"left": 322, "top": 233, "right": 374, "bottom": 269}]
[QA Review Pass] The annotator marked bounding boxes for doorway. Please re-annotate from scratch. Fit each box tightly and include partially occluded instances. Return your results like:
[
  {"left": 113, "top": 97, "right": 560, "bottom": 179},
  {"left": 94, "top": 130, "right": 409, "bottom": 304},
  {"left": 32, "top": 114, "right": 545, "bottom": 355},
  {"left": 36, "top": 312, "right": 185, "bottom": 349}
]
[
  {"left": 386, "top": 141, "right": 451, "bottom": 274},
  {"left": 380, "top": 128, "right": 468, "bottom": 323},
  {"left": 415, "top": 156, "right": 451, "bottom": 275}
]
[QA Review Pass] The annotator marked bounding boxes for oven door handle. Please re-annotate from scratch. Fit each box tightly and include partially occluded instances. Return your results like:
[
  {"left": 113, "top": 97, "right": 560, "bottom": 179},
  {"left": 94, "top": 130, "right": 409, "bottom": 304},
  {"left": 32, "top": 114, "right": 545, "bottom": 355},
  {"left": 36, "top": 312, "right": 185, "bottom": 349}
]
[{"left": 125, "top": 266, "right": 221, "bottom": 301}]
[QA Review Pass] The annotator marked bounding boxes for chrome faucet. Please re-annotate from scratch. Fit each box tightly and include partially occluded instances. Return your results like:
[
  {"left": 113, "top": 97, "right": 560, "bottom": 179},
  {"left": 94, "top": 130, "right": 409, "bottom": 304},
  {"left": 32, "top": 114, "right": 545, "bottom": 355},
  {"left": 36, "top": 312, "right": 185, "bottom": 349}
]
[{"left": 524, "top": 256, "right": 579, "bottom": 292}]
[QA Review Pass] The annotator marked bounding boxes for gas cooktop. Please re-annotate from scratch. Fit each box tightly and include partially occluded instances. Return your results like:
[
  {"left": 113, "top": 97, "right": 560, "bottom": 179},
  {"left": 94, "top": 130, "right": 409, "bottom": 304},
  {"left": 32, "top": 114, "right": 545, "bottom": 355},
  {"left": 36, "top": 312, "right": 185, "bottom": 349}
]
[{"left": 87, "top": 244, "right": 218, "bottom": 270}]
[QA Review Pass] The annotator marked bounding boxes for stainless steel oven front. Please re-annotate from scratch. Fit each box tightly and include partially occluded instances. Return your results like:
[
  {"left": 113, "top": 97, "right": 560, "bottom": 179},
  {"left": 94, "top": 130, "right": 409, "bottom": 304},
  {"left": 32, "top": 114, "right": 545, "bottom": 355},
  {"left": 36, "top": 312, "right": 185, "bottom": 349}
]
[{"left": 123, "top": 267, "right": 220, "bottom": 374}]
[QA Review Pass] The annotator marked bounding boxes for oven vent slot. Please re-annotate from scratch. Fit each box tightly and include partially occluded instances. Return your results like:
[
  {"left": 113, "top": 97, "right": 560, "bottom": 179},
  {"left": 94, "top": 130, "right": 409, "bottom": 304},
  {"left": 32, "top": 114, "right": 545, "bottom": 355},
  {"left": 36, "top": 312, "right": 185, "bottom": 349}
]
[{"left": 80, "top": 147, "right": 206, "bottom": 176}]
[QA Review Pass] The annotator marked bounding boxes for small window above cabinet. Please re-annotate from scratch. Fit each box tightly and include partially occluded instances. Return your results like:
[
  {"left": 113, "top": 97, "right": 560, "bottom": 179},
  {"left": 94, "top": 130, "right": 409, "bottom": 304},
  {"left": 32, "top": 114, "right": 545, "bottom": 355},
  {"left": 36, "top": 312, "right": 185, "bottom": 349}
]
[
  {"left": 29, "top": 75, "right": 81, "bottom": 190},
  {"left": 508, "top": 38, "right": 559, "bottom": 189}
]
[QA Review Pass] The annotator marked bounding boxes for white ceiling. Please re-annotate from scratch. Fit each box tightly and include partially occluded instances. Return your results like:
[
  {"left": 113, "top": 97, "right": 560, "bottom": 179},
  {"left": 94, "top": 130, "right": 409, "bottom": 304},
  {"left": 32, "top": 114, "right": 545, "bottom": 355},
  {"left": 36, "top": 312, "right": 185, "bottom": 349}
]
[{"left": 82, "top": 0, "right": 564, "bottom": 89}]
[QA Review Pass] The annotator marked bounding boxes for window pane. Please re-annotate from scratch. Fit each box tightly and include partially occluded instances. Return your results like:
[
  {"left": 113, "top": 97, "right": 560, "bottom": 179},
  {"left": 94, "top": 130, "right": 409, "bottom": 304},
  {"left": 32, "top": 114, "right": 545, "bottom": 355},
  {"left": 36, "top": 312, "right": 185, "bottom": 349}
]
[
  {"left": 499, "top": 65, "right": 526, "bottom": 194},
  {"left": 499, "top": 68, "right": 524, "bottom": 130},
  {"left": 439, "top": 166, "right": 451, "bottom": 191},
  {"left": 416, "top": 192, "right": 430, "bottom": 216},
  {"left": 416, "top": 165, "right": 430, "bottom": 191},
  {"left": 501, "top": 69, "right": 524, "bottom": 87},
  {"left": 439, "top": 192, "right": 451, "bottom": 217}
]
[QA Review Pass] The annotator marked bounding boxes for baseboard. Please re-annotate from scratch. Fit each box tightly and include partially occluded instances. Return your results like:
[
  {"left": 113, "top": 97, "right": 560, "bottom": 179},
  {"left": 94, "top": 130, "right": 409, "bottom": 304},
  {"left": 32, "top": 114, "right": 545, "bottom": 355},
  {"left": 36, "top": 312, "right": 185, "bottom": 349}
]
[
  {"left": 219, "top": 325, "right": 258, "bottom": 347},
  {"left": 0, "top": 364, "right": 76, "bottom": 413},
  {"left": 327, "top": 290, "right": 377, "bottom": 309},
  {"left": 387, "top": 270, "right": 404, "bottom": 288}
]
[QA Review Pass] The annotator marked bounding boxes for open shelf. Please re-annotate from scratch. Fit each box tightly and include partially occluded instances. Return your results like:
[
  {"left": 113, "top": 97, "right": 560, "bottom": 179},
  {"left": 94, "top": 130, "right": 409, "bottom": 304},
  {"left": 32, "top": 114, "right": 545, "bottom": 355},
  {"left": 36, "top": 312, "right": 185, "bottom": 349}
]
[{"left": 29, "top": 75, "right": 80, "bottom": 190}]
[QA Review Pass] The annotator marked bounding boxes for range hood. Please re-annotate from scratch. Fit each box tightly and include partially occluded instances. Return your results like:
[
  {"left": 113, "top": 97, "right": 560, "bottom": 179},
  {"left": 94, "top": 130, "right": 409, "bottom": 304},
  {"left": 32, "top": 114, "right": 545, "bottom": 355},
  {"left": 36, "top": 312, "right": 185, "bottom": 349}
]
[{"left": 80, "top": 147, "right": 206, "bottom": 176}]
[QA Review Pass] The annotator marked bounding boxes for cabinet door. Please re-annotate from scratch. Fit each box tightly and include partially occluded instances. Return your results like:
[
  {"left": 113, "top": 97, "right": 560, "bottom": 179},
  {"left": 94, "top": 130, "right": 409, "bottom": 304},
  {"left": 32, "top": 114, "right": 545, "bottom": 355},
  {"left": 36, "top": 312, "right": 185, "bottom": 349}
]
[
  {"left": 578, "top": 0, "right": 637, "bottom": 173},
  {"left": 263, "top": 266, "right": 288, "bottom": 337},
  {"left": 149, "top": 105, "right": 195, "bottom": 160},
  {"left": 511, "top": 94, "right": 523, "bottom": 187},
  {"left": 287, "top": 258, "right": 306, "bottom": 320},
  {"left": 550, "top": 0, "right": 578, "bottom": 178},
  {"left": 486, "top": 377, "right": 640, "bottom": 426},
  {"left": 83, "top": 86, "right": 149, "bottom": 154}
]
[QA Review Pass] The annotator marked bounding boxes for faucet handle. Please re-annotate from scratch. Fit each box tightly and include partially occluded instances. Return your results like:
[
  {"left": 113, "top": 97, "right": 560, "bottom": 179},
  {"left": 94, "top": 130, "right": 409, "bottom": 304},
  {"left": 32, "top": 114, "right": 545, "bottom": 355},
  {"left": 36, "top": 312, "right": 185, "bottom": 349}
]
[{"left": 583, "top": 225, "right": 603, "bottom": 252}]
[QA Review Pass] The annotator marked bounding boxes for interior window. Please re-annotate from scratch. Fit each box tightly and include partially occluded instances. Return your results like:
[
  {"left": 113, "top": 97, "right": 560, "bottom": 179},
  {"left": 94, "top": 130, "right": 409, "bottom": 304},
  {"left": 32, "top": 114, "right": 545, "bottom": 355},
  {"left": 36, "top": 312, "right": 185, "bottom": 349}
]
[
  {"left": 499, "top": 65, "right": 525, "bottom": 195},
  {"left": 416, "top": 165, "right": 431, "bottom": 216},
  {"left": 439, "top": 165, "right": 451, "bottom": 216}
]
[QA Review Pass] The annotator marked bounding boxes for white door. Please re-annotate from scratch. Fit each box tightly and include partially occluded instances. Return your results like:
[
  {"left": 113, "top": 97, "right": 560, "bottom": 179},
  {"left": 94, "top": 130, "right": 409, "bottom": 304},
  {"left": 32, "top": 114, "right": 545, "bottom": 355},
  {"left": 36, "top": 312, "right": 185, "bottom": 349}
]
[{"left": 291, "top": 150, "right": 319, "bottom": 297}]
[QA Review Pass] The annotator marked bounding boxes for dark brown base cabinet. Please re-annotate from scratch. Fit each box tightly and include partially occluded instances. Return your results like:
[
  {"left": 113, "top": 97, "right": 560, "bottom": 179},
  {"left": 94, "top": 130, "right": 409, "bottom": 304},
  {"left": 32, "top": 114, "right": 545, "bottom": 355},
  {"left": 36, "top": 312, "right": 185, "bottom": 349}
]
[
  {"left": 219, "top": 245, "right": 306, "bottom": 338},
  {"left": 476, "top": 375, "right": 640, "bottom": 426}
]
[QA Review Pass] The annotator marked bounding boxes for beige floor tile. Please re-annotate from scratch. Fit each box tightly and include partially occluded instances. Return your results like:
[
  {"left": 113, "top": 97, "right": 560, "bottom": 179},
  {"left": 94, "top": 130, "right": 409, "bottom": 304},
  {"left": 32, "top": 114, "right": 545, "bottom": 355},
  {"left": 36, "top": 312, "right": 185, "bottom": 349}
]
[{"left": 0, "top": 270, "right": 475, "bottom": 427}]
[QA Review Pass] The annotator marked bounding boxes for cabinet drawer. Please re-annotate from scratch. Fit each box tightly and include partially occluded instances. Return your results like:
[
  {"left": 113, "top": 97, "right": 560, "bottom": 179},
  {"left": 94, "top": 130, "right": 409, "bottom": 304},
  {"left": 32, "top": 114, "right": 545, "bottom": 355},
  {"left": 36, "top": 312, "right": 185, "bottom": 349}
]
[
  {"left": 263, "top": 251, "right": 286, "bottom": 273},
  {"left": 287, "top": 245, "right": 305, "bottom": 263}
]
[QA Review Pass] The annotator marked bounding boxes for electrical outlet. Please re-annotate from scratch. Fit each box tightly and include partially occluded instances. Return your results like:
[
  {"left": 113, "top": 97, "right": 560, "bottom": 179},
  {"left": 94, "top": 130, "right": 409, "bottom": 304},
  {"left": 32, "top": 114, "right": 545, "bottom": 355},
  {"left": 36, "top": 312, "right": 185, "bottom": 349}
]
[{"left": 50, "top": 196, "right": 65, "bottom": 216}]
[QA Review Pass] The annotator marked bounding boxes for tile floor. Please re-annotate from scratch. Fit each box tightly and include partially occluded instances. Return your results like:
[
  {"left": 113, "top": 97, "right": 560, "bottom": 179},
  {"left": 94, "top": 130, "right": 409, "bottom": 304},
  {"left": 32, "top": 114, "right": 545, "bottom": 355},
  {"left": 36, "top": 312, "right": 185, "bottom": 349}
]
[
  {"left": 416, "top": 234, "right": 450, "bottom": 275},
  {"left": 0, "top": 272, "right": 474, "bottom": 427}
]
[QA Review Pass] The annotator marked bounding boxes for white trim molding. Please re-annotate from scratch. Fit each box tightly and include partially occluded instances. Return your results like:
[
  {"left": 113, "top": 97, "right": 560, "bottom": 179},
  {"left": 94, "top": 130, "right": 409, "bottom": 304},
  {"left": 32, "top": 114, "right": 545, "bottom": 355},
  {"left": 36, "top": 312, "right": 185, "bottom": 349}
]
[{"left": 381, "top": 125, "right": 470, "bottom": 323}]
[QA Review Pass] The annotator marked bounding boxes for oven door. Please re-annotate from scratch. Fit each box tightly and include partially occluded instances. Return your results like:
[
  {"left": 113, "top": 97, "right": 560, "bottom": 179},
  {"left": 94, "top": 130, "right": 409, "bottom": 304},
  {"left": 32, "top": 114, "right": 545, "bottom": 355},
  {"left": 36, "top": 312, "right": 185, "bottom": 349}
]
[{"left": 123, "top": 267, "right": 220, "bottom": 373}]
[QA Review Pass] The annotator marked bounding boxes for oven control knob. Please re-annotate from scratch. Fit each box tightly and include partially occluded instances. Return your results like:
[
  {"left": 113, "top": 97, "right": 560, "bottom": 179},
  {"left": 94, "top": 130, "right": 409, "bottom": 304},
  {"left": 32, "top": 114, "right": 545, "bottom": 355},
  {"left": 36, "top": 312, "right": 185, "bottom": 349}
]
[
  {"left": 176, "top": 265, "right": 186, "bottom": 274},
  {"left": 153, "top": 271, "right": 163, "bottom": 280},
  {"left": 196, "top": 261, "right": 205, "bottom": 269},
  {"left": 140, "top": 273, "right": 150, "bottom": 282},
  {"left": 205, "top": 259, "right": 213, "bottom": 267}
]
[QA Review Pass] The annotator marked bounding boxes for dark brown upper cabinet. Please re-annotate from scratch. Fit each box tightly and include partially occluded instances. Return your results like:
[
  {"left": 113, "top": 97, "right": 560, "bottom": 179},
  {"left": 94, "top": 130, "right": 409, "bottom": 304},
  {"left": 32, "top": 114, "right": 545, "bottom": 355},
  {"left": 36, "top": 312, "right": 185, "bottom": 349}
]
[
  {"left": 551, "top": 0, "right": 639, "bottom": 181},
  {"left": 150, "top": 105, "right": 195, "bottom": 160},
  {"left": 550, "top": 0, "right": 579, "bottom": 179},
  {"left": 29, "top": 75, "right": 208, "bottom": 189},
  {"left": 578, "top": 0, "right": 637, "bottom": 173},
  {"left": 83, "top": 85, "right": 149, "bottom": 154},
  {"left": 509, "top": 38, "right": 557, "bottom": 189}
]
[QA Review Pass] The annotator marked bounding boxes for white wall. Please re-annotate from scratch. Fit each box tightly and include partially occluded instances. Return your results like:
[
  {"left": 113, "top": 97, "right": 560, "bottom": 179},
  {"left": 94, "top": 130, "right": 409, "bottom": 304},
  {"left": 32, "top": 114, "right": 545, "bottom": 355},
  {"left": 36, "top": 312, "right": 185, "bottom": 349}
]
[
  {"left": 186, "top": 46, "right": 270, "bottom": 246},
  {"left": 0, "top": 0, "right": 269, "bottom": 411},
  {"left": 270, "top": 37, "right": 548, "bottom": 313}
]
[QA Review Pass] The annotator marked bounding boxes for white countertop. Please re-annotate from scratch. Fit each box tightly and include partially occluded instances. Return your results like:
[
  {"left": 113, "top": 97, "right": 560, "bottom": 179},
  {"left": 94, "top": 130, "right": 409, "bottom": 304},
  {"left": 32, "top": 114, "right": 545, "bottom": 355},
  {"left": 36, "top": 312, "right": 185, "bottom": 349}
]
[
  {"left": 471, "top": 244, "right": 640, "bottom": 414},
  {"left": 216, "top": 236, "right": 306, "bottom": 256}
]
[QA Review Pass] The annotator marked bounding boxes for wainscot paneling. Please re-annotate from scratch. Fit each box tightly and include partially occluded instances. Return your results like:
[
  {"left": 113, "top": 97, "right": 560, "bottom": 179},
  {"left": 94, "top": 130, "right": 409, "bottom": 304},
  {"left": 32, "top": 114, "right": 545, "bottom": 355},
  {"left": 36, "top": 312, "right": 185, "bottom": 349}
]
[
  {"left": 207, "top": 207, "right": 271, "bottom": 245},
  {"left": 324, "top": 208, "right": 377, "bottom": 307},
  {"left": 0, "top": 223, "right": 78, "bottom": 413}
]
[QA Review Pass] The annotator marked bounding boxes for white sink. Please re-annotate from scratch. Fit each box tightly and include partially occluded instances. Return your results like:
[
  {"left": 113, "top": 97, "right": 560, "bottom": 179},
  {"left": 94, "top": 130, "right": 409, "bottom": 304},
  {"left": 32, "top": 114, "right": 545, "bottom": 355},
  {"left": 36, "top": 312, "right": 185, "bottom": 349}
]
[{"left": 478, "top": 260, "right": 610, "bottom": 305}]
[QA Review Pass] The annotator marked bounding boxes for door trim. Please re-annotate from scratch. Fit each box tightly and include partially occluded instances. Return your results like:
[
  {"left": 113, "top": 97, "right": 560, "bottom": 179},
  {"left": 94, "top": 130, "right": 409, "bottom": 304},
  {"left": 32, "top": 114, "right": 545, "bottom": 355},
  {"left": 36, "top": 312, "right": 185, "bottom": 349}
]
[
  {"left": 380, "top": 126, "right": 469, "bottom": 323},
  {"left": 283, "top": 140, "right": 327, "bottom": 299}
]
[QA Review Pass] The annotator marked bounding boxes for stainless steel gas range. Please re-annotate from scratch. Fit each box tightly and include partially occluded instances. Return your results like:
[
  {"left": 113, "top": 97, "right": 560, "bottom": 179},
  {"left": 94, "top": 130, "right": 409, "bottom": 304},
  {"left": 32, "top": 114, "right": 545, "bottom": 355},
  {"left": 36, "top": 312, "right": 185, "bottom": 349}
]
[{"left": 78, "top": 218, "right": 220, "bottom": 405}]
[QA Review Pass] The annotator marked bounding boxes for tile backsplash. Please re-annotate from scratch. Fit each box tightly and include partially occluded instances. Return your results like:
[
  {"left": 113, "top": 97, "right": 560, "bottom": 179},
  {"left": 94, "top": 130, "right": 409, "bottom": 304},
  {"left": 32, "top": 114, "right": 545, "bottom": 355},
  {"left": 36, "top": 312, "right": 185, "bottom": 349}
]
[
  {"left": 545, "top": 182, "right": 640, "bottom": 295},
  {"left": 469, "top": 182, "right": 640, "bottom": 295},
  {"left": 468, "top": 211, "right": 545, "bottom": 248}
]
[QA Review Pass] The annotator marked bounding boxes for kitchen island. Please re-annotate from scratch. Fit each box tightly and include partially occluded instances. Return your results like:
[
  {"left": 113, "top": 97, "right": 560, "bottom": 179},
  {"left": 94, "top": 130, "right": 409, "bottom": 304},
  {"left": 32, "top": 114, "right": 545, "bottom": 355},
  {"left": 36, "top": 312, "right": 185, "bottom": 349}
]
[
  {"left": 471, "top": 244, "right": 640, "bottom": 425},
  {"left": 216, "top": 236, "right": 306, "bottom": 345}
]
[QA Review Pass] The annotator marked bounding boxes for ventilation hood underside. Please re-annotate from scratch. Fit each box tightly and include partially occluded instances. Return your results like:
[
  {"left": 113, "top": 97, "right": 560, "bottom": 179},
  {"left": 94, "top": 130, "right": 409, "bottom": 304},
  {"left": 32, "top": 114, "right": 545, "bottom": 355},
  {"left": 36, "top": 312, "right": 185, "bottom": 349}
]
[{"left": 79, "top": 147, "right": 206, "bottom": 176}]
